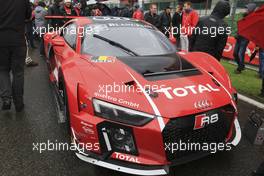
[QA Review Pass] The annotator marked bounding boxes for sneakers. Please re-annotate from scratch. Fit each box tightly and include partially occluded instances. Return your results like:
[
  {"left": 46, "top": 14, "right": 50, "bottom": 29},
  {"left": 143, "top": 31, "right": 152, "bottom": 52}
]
[
  {"left": 234, "top": 69, "right": 242, "bottom": 74},
  {"left": 14, "top": 98, "right": 25, "bottom": 113},
  {"left": 2, "top": 99, "right": 11, "bottom": 110},
  {"left": 252, "top": 171, "right": 264, "bottom": 176},
  {"left": 260, "top": 92, "right": 264, "bottom": 97},
  {"left": 234, "top": 67, "right": 245, "bottom": 74},
  {"left": 1, "top": 98, "right": 25, "bottom": 112},
  {"left": 26, "top": 60, "right": 39, "bottom": 67},
  {"left": 15, "top": 103, "right": 25, "bottom": 112},
  {"left": 26, "top": 57, "right": 39, "bottom": 67}
]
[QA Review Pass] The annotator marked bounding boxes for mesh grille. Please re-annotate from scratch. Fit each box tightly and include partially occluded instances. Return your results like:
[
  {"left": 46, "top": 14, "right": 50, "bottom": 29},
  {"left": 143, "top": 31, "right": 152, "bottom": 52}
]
[{"left": 162, "top": 105, "right": 235, "bottom": 161}]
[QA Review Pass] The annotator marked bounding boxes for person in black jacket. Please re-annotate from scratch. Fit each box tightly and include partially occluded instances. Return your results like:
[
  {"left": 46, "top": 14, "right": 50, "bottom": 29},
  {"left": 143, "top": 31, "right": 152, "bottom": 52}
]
[
  {"left": 172, "top": 4, "right": 183, "bottom": 49},
  {"left": 189, "top": 0, "right": 230, "bottom": 61},
  {"left": 0, "top": 0, "right": 32, "bottom": 112},
  {"left": 144, "top": 4, "right": 161, "bottom": 29},
  {"left": 47, "top": 0, "right": 63, "bottom": 28},
  {"left": 160, "top": 7, "right": 172, "bottom": 38}
]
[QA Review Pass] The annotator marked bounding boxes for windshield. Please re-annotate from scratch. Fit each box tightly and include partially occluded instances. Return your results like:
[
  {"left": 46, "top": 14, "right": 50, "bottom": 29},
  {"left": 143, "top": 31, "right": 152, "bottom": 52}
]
[{"left": 81, "top": 24, "right": 177, "bottom": 57}]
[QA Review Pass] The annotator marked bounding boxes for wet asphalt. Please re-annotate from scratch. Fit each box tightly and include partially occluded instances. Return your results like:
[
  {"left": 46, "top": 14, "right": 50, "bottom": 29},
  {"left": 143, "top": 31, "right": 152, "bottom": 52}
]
[{"left": 0, "top": 48, "right": 264, "bottom": 176}]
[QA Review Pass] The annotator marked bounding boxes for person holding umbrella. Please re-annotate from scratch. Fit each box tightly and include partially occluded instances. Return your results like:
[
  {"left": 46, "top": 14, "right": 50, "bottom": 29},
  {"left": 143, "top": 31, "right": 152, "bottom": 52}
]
[
  {"left": 250, "top": 47, "right": 264, "bottom": 79},
  {"left": 233, "top": 3, "right": 257, "bottom": 74},
  {"left": 259, "top": 47, "right": 264, "bottom": 97},
  {"left": 238, "top": 4, "right": 264, "bottom": 97}
]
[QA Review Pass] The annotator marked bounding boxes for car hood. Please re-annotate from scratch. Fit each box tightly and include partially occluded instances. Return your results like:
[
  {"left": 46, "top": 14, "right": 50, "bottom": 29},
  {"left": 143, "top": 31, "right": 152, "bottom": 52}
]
[{"left": 79, "top": 54, "right": 233, "bottom": 119}]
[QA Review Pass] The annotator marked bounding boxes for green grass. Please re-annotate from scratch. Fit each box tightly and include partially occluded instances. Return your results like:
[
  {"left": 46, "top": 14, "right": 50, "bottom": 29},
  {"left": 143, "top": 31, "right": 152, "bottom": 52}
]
[{"left": 221, "top": 60, "right": 264, "bottom": 103}]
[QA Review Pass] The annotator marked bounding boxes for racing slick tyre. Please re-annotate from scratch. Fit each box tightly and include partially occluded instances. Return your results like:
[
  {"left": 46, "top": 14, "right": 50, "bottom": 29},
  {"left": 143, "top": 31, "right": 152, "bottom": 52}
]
[{"left": 59, "top": 77, "right": 71, "bottom": 137}]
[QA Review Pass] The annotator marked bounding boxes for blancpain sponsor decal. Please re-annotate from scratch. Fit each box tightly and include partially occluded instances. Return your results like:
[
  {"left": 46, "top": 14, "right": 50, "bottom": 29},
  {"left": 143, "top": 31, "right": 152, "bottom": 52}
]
[
  {"left": 114, "top": 152, "right": 141, "bottom": 164},
  {"left": 156, "top": 84, "right": 220, "bottom": 99},
  {"left": 94, "top": 92, "right": 140, "bottom": 109}
]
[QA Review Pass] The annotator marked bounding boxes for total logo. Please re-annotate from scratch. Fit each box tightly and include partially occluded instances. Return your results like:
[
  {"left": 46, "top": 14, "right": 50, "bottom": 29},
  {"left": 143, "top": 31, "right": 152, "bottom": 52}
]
[
  {"left": 114, "top": 152, "right": 141, "bottom": 164},
  {"left": 155, "top": 83, "right": 220, "bottom": 99},
  {"left": 194, "top": 113, "right": 219, "bottom": 130}
]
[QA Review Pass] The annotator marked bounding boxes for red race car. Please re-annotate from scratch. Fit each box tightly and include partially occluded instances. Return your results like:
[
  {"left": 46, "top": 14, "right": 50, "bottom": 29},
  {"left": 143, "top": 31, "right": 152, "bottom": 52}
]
[{"left": 44, "top": 16, "right": 241, "bottom": 175}]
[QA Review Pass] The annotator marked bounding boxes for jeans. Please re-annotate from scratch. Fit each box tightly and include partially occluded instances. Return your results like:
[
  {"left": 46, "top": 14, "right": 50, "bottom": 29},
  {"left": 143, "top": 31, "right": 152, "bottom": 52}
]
[
  {"left": 180, "top": 34, "right": 189, "bottom": 51},
  {"left": 261, "top": 78, "right": 264, "bottom": 95},
  {"left": 259, "top": 49, "right": 264, "bottom": 78},
  {"left": 0, "top": 46, "right": 26, "bottom": 105},
  {"left": 233, "top": 38, "right": 249, "bottom": 71}
]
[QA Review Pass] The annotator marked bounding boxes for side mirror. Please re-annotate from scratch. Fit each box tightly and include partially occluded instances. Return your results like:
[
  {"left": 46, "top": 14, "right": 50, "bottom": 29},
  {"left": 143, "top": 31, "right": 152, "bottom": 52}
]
[{"left": 52, "top": 37, "right": 65, "bottom": 47}]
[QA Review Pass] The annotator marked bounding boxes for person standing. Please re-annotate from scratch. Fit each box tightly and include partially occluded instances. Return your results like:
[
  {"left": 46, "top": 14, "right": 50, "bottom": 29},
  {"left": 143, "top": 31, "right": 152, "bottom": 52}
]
[
  {"left": 172, "top": 4, "right": 183, "bottom": 49},
  {"left": 74, "top": 3, "right": 82, "bottom": 16},
  {"left": 258, "top": 48, "right": 264, "bottom": 97},
  {"left": 119, "top": 3, "right": 133, "bottom": 18},
  {"left": 233, "top": 3, "right": 257, "bottom": 74},
  {"left": 181, "top": 1, "right": 199, "bottom": 51},
  {"left": 34, "top": 1, "right": 48, "bottom": 57},
  {"left": 91, "top": 6, "right": 103, "bottom": 16},
  {"left": 47, "top": 0, "right": 63, "bottom": 28},
  {"left": 0, "top": 0, "right": 32, "bottom": 112},
  {"left": 189, "top": 0, "right": 231, "bottom": 61},
  {"left": 160, "top": 7, "right": 172, "bottom": 38},
  {"left": 79, "top": 0, "right": 89, "bottom": 16},
  {"left": 25, "top": 2, "right": 36, "bottom": 49},
  {"left": 144, "top": 4, "right": 161, "bottom": 29},
  {"left": 132, "top": 4, "right": 144, "bottom": 20},
  {"left": 254, "top": 47, "right": 264, "bottom": 79},
  {"left": 261, "top": 78, "right": 264, "bottom": 97},
  {"left": 60, "top": 0, "right": 77, "bottom": 16}
]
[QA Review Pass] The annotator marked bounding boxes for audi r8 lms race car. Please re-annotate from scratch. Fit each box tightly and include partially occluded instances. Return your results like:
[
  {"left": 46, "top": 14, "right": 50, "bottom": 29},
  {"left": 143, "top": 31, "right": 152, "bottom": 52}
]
[{"left": 43, "top": 16, "right": 241, "bottom": 175}]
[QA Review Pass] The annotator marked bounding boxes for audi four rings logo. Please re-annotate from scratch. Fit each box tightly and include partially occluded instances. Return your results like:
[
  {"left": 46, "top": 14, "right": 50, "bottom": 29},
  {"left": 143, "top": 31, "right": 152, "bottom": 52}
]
[{"left": 194, "top": 100, "right": 212, "bottom": 110}]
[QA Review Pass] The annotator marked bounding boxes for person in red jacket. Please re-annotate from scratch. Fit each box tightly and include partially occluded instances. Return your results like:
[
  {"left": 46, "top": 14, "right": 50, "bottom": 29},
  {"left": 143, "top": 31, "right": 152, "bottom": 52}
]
[
  {"left": 132, "top": 4, "right": 144, "bottom": 20},
  {"left": 74, "top": 3, "right": 81, "bottom": 16},
  {"left": 180, "top": 1, "right": 199, "bottom": 51},
  {"left": 60, "top": 0, "right": 77, "bottom": 16}
]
